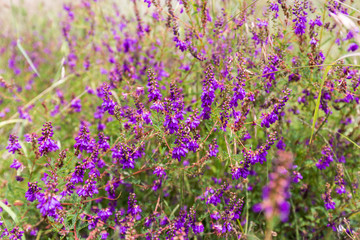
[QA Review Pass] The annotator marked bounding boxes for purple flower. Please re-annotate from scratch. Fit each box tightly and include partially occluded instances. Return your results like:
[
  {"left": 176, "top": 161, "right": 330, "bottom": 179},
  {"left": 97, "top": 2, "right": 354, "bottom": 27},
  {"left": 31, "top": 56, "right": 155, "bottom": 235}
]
[
  {"left": 276, "top": 138, "right": 286, "bottom": 150},
  {"left": 25, "top": 182, "right": 41, "bottom": 202},
  {"left": 150, "top": 100, "right": 164, "bottom": 112},
  {"left": 348, "top": 43, "right": 359, "bottom": 52},
  {"left": 210, "top": 212, "right": 221, "bottom": 220},
  {"left": 97, "top": 133, "right": 110, "bottom": 152},
  {"left": 172, "top": 144, "right": 188, "bottom": 162},
  {"left": 111, "top": 143, "right": 140, "bottom": 169},
  {"left": 71, "top": 165, "right": 85, "bottom": 184},
  {"left": 193, "top": 223, "right": 204, "bottom": 234},
  {"left": 77, "top": 179, "right": 99, "bottom": 198},
  {"left": 335, "top": 164, "right": 346, "bottom": 195},
  {"left": 229, "top": 83, "right": 246, "bottom": 108},
  {"left": 293, "top": 171, "right": 303, "bottom": 183},
  {"left": 187, "top": 139, "right": 199, "bottom": 152},
  {"left": 74, "top": 123, "right": 93, "bottom": 153},
  {"left": 322, "top": 183, "right": 335, "bottom": 210},
  {"left": 185, "top": 112, "right": 201, "bottom": 130},
  {"left": 231, "top": 166, "right": 250, "bottom": 180},
  {"left": 100, "top": 83, "right": 116, "bottom": 115},
  {"left": 10, "top": 159, "right": 23, "bottom": 170},
  {"left": 18, "top": 106, "right": 32, "bottom": 122},
  {"left": 144, "top": 0, "right": 151, "bottom": 7},
  {"left": 209, "top": 139, "right": 219, "bottom": 157},
  {"left": 70, "top": 98, "right": 82, "bottom": 112},
  {"left": 270, "top": 3, "right": 279, "bottom": 18},
  {"left": 309, "top": 16, "right": 323, "bottom": 27},
  {"left": 147, "top": 69, "right": 162, "bottom": 102},
  {"left": 261, "top": 89, "right": 291, "bottom": 128},
  {"left": 164, "top": 115, "right": 179, "bottom": 134},
  {"left": 160, "top": 216, "right": 169, "bottom": 226},
  {"left": 316, "top": 146, "right": 334, "bottom": 170},
  {"left": 153, "top": 166, "right": 166, "bottom": 178},
  {"left": 292, "top": 2, "right": 308, "bottom": 35},
  {"left": 201, "top": 65, "right": 218, "bottom": 120},
  {"left": 38, "top": 122, "right": 59, "bottom": 156},
  {"left": 173, "top": 36, "right": 189, "bottom": 52},
  {"left": 36, "top": 193, "right": 63, "bottom": 219},
  {"left": 100, "top": 231, "right": 109, "bottom": 239},
  {"left": 127, "top": 193, "right": 142, "bottom": 217},
  {"left": 6, "top": 135, "right": 22, "bottom": 154},
  {"left": 205, "top": 187, "right": 223, "bottom": 206},
  {"left": 98, "top": 208, "right": 112, "bottom": 222}
]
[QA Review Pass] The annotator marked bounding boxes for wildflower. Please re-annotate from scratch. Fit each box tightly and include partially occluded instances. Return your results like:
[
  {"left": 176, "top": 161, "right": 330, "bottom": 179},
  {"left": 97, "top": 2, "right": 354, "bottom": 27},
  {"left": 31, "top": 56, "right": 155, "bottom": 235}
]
[
  {"left": 209, "top": 139, "right": 219, "bottom": 157},
  {"left": 101, "top": 83, "right": 116, "bottom": 115},
  {"left": 10, "top": 159, "right": 23, "bottom": 170},
  {"left": 348, "top": 43, "right": 359, "bottom": 52},
  {"left": 254, "top": 151, "right": 293, "bottom": 222},
  {"left": 172, "top": 144, "right": 188, "bottom": 162},
  {"left": 322, "top": 183, "right": 336, "bottom": 210},
  {"left": 270, "top": 2, "right": 279, "bottom": 18},
  {"left": 25, "top": 182, "right": 41, "bottom": 202},
  {"left": 6, "top": 135, "right": 21, "bottom": 154},
  {"left": 98, "top": 208, "right": 112, "bottom": 222},
  {"left": 292, "top": 1, "right": 308, "bottom": 36},
  {"left": 77, "top": 179, "right": 99, "bottom": 198},
  {"left": 70, "top": 98, "right": 82, "bottom": 112},
  {"left": 316, "top": 146, "right": 334, "bottom": 170},
  {"left": 71, "top": 165, "right": 85, "bottom": 184},
  {"left": 163, "top": 115, "right": 179, "bottom": 134},
  {"left": 97, "top": 133, "right": 110, "bottom": 152},
  {"left": 293, "top": 171, "right": 303, "bottom": 183},
  {"left": 153, "top": 166, "right": 166, "bottom": 178},
  {"left": 147, "top": 69, "right": 162, "bottom": 102},
  {"left": 36, "top": 193, "right": 63, "bottom": 219},
  {"left": 38, "top": 122, "right": 59, "bottom": 156},
  {"left": 74, "top": 123, "right": 93, "bottom": 153},
  {"left": 127, "top": 193, "right": 142, "bottom": 217},
  {"left": 276, "top": 138, "right": 286, "bottom": 150},
  {"left": 335, "top": 164, "right": 346, "bottom": 195},
  {"left": 201, "top": 65, "right": 218, "bottom": 119}
]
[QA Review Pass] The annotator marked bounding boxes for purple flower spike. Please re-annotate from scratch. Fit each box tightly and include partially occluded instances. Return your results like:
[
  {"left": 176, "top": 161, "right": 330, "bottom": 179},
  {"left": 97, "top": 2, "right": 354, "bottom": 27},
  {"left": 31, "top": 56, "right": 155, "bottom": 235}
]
[
  {"left": 38, "top": 122, "right": 59, "bottom": 156},
  {"left": 10, "top": 159, "right": 23, "bottom": 170},
  {"left": 6, "top": 135, "right": 22, "bottom": 154}
]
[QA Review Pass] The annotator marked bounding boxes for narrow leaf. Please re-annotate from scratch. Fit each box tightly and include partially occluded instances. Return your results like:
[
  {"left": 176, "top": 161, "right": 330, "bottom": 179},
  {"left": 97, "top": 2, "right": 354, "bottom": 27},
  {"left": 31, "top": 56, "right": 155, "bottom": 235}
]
[
  {"left": 17, "top": 39, "right": 40, "bottom": 77},
  {"left": 0, "top": 201, "right": 17, "bottom": 223}
]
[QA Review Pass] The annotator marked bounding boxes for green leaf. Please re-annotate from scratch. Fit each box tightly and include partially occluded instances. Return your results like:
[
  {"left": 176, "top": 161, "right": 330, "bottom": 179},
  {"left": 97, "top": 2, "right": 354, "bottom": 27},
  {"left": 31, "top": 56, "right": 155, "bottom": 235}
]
[
  {"left": 310, "top": 65, "right": 331, "bottom": 144},
  {"left": 0, "top": 201, "right": 17, "bottom": 223},
  {"left": 337, "top": 132, "right": 360, "bottom": 149},
  {"left": 17, "top": 39, "right": 41, "bottom": 77},
  {"left": 170, "top": 204, "right": 180, "bottom": 219}
]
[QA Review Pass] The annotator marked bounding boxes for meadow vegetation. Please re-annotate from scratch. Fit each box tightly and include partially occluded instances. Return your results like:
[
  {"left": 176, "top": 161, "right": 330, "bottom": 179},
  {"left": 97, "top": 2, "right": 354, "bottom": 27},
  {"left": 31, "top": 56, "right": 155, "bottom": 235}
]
[{"left": 1, "top": 0, "right": 360, "bottom": 239}]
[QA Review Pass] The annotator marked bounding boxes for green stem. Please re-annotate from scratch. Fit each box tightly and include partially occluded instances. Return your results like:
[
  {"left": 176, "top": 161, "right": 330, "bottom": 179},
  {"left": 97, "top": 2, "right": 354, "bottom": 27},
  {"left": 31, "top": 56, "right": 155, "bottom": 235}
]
[{"left": 245, "top": 183, "right": 249, "bottom": 235}]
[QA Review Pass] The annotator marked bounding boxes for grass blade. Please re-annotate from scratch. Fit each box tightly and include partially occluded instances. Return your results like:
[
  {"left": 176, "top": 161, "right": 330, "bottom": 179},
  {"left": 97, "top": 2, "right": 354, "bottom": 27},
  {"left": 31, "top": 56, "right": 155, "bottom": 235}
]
[
  {"left": 310, "top": 65, "right": 331, "bottom": 143},
  {"left": 310, "top": 53, "right": 360, "bottom": 143},
  {"left": 17, "top": 39, "right": 40, "bottom": 77},
  {"left": 0, "top": 119, "right": 27, "bottom": 129},
  {"left": 336, "top": 132, "right": 360, "bottom": 150},
  {"left": 0, "top": 201, "right": 17, "bottom": 223}
]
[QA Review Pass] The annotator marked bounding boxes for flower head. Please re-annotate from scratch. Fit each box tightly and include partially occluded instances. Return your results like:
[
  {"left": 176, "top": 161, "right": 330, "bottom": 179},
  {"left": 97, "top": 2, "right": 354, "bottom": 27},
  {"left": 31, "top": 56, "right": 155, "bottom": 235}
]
[{"left": 6, "top": 135, "right": 22, "bottom": 154}]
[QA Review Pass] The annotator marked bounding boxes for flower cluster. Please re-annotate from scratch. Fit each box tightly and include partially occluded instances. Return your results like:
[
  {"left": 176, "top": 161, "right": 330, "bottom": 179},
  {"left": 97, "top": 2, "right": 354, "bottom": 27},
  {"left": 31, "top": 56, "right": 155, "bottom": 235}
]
[
  {"left": 6, "top": 135, "right": 22, "bottom": 154},
  {"left": 37, "top": 122, "right": 59, "bottom": 156},
  {"left": 254, "top": 151, "right": 293, "bottom": 222},
  {"left": 316, "top": 145, "right": 334, "bottom": 170}
]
